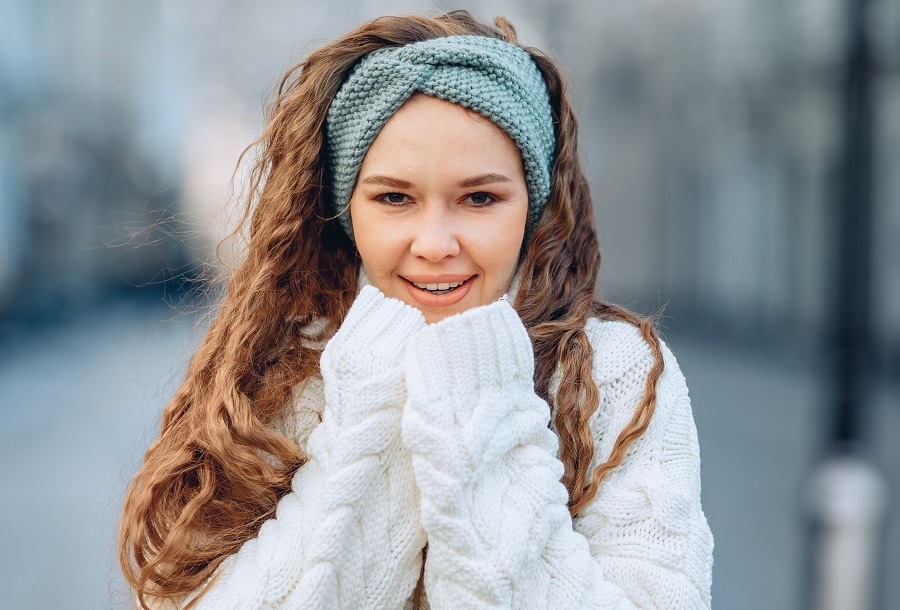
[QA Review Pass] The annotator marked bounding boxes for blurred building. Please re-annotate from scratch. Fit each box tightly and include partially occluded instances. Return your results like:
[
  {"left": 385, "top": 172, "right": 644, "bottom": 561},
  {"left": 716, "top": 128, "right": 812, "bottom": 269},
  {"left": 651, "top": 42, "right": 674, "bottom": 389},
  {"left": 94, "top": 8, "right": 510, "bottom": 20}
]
[
  {"left": 0, "top": 1, "right": 194, "bottom": 318},
  {"left": 526, "top": 0, "right": 900, "bottom": 369},
  {"left": 1, "top": 0, "right": 898, "bottom": 368},
  {"left": 1, "top": 0, "right": 899, "bottom": 609}
]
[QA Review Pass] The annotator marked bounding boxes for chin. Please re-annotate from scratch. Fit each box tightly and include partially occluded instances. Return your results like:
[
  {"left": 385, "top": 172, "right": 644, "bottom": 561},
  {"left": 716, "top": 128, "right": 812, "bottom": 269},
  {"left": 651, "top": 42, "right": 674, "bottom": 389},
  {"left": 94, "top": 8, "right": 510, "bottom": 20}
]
[
  {"left": 419, "top": 302, "right": 474, "bottom": 324},
  {"left": 419, "top": 307, "right": 453, "bottom": 324}
]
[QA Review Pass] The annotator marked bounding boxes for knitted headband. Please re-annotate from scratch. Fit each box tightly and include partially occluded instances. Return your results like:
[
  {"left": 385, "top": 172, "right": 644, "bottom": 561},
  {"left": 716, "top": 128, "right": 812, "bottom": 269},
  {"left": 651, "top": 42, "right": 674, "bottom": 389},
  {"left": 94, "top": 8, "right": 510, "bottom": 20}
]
[{"left": 325, "top": 35, "right": 556, "bottom": 240}]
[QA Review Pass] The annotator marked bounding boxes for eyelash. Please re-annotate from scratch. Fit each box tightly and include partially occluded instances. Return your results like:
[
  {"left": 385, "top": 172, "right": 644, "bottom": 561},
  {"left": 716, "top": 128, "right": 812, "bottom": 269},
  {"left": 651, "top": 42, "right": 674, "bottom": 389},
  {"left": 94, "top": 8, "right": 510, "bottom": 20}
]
[
  {"left": 376, "top": 192, "right": 498, "bottom": 206},
  {"left": 378, "top": 192, "right": 410, "bottom": 205},
  {"left": 465, "top": 192, "right": 497, "bottom": 205}
]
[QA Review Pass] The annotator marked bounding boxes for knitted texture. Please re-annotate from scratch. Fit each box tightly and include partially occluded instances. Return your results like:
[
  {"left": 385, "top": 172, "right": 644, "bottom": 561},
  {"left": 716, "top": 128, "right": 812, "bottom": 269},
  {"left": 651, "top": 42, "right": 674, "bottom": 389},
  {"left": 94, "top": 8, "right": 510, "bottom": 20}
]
[
  {"left": 325, "top": 35, "right": 555, "bottom": 240},
  {"left": 187, "top": 287, "right": 428, "bottom": 609},
  {"left": 401, "top": 301, "right": 713, "bottom": 609},
  {"left": 166, "top": 289, "right": 713, "bottom": 608}
]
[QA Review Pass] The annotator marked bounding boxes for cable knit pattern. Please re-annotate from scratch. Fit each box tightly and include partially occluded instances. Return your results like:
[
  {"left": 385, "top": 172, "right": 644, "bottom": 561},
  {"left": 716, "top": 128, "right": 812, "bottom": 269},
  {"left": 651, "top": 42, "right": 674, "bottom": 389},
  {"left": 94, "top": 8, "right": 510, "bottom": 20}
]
[
  {"left": 567, "top": 319, "right": 713, "bottom": 608},
  {"left": 187, "top": 286, "right": 428, "bottom": 609},
  {"left": 401, "top": 300, "right": 712, "bottom": 609},
  {"left": 165, "top": 289, "right": 712, "bottom": 608}
]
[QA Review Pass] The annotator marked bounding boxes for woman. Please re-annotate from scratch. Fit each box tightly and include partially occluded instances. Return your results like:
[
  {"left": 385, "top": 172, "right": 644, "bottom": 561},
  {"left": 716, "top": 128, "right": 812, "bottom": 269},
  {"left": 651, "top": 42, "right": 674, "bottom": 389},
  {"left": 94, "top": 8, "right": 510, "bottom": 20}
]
[{"left": 120, "top": 10, "right": 713, "bottom": 609}]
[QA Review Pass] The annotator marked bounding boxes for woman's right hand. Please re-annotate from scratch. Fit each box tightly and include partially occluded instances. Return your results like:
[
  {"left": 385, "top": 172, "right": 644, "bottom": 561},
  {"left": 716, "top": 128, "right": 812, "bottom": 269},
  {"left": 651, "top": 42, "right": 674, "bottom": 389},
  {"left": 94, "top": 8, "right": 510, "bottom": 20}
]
[
  {"left": 192, "top": 285, "right": 427, "bottom": 609},
  {"left": 320, "top": 284, "right": 426, "bottom": 405}
]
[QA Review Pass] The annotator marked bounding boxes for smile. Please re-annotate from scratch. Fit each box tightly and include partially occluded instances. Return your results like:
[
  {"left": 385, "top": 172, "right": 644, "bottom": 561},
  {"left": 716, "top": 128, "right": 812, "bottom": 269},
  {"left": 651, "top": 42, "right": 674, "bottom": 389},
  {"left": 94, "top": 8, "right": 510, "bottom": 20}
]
[
  {"left": 410, "top": 280, "right": 465, "bottom": 295},
  {"left": 400, "top": 275, "right": 475, "bottom": 309}
]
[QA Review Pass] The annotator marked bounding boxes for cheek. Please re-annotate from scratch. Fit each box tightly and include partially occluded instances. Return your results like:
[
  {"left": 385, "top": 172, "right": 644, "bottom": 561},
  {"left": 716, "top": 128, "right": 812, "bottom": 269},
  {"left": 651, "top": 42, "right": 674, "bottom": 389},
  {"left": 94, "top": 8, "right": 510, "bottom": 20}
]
[
  {"left": 474, "top": 214, "right": 525, "bottom": 286},
  {"left": 481, "top": 232, "right": 519, "bottom": 263},
  {"left": 356, "top": 233, "right": 389, "bottom": 275},
  {"left": 352, "top": 216, "right": 404, "bottom": 280},
  {"left": 493, "top": 235, "right": 524, "bottom": 283}
]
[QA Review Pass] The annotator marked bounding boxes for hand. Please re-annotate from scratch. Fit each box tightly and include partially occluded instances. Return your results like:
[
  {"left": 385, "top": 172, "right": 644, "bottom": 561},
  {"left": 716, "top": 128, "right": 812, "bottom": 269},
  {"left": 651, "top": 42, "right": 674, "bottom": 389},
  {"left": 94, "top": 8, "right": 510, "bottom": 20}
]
[
  {"left": 321, "top": 285, "right": 426, "bottom": 385},
  {"left": 402, "top": 297, "right": 548, "bottom": 485}
]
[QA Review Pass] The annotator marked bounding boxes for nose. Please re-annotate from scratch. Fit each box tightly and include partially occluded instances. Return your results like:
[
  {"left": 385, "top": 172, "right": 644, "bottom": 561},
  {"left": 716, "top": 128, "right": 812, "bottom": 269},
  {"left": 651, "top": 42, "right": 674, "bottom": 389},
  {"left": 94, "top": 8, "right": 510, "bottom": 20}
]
[{"left": 409, "top": 205, "right": 460, "bottom": 262}]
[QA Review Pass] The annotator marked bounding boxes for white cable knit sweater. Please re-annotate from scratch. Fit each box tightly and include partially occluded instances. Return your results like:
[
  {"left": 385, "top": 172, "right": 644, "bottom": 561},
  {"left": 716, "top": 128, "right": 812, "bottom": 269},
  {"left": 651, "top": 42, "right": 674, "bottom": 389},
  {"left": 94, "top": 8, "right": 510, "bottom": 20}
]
[{"left": 177, "top": 286, "right": 713, "bottom": 609}]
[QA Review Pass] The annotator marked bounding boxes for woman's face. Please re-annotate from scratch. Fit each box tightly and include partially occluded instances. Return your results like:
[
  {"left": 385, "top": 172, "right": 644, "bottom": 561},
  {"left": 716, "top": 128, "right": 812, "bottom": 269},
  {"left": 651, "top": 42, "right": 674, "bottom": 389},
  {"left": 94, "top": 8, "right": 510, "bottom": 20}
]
[{"left": 350, "top": 93, "right": 528, "bottom": 323}]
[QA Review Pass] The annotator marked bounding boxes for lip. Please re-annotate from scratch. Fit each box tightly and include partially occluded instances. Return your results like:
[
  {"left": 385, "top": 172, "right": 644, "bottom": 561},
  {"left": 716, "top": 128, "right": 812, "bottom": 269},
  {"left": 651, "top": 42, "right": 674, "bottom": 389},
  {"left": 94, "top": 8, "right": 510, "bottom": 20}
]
[
  {"left": 401, "top": 274, "right": 474, "bottom": 284},
  {"left": 400, "top": 274, "right": 475, "bottom": 308}
]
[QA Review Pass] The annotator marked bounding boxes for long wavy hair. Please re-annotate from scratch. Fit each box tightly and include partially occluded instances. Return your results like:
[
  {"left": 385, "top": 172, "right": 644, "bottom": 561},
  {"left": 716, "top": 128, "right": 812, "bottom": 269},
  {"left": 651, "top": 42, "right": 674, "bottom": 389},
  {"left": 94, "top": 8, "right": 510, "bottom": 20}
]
[{"left": 119, "top": 10, "right": 664, "bottom": 608}]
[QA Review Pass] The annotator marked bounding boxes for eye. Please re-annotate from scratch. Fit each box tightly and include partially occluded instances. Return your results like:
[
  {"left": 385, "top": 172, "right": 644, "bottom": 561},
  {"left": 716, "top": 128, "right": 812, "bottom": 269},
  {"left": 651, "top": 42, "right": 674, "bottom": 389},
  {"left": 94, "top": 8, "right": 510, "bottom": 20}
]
[
  {"left": 465, "top": 192, "right": 496, "bottom": 206},
  {"left": 378, "top": 192, "right": 411, "bottom": 205}
]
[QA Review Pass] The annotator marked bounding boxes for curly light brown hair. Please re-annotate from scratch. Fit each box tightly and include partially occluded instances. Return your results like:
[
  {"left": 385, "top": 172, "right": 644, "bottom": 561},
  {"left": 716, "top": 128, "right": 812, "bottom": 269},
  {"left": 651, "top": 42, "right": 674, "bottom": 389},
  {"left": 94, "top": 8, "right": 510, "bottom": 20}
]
[{"left": 119, "top": 10, "right": 664, "bottom": 608}]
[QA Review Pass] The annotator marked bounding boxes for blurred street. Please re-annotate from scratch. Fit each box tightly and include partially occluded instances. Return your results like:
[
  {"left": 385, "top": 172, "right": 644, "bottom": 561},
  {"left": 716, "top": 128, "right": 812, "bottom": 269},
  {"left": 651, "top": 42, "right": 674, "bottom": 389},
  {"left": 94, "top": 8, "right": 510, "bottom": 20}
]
[
  {"left": 0, "top": 301, "right": 897, "bottom": 610},
  {"left": 2, "top": 1, "right": 899, "bottom": 608},
  {"left": 0, "top": 301, "right": 201, "bottom": 609}
]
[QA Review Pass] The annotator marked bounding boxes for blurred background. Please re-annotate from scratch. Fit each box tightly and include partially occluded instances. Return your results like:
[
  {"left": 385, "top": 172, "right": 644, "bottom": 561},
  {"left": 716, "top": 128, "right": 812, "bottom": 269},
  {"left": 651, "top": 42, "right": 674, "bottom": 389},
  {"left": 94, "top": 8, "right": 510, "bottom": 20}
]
[{"left": 0, "top": 0, "right": 898, "bottom": 608}]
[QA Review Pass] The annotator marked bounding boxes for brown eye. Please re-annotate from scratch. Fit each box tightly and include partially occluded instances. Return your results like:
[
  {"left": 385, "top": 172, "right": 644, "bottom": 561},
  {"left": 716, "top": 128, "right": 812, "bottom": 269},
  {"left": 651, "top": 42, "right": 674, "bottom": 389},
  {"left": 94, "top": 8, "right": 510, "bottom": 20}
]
[
  {"left": 466, "top": 192, "right": 496, "bottom": 205},
  {"left": 381, "top": 192, "right": 410, "bottom": 204}
]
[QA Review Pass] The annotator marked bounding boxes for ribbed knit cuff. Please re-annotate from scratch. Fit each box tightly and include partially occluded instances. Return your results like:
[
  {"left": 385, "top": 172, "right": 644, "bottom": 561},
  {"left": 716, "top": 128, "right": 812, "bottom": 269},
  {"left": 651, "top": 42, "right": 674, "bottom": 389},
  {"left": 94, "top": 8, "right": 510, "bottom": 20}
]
[
  {"left": 322, "top": 285, "right": 426, "bottom": 380},
  {"left": 405, "top": 298, "right": 534, "bottom": 402},
  {"left": 402, "top": 299, "right": 548, "bottom": 487}
]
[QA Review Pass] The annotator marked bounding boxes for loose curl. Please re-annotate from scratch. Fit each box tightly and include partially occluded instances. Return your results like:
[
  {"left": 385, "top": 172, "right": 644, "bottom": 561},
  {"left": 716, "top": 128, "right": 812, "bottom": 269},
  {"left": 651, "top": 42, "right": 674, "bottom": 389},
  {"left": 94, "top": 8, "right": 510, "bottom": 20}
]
[{"left": 119, "top": 10, "right": 664, "bottom": 608}]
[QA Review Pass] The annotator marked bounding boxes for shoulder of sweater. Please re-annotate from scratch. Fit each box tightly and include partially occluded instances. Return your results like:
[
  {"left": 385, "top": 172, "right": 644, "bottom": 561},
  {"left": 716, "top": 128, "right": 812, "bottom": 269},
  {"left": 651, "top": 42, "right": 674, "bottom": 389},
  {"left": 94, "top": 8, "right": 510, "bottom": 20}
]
[
  {"left": 583, "top": 317, "right": 678, "bottom": 384},
  {"left": 578, "top": 317, "right": 694, "bottom": 466},
  {"left": 582, "top": 317, "right": 690, "bottom": 425},
  {"left": 574, "top": 323, "right": 711, "bottom": 606}
]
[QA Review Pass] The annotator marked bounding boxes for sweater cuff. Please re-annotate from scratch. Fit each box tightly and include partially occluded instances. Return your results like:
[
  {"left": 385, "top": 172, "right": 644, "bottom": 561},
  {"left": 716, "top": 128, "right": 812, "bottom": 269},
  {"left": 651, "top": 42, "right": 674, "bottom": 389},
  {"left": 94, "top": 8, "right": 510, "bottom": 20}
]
[
  {"left": 322, "top": 285, "right": 426, "bottom": 378},
  {"left": 405, "top": 298, "right": 534, "bottom": 401}
]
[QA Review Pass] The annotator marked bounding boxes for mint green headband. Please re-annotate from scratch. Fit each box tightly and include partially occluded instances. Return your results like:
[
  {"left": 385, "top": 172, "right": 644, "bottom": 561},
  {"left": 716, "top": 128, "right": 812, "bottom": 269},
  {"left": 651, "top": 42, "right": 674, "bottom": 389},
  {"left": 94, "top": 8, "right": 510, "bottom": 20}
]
[{"left": 325, "top": 35, "right": 556, "bottom": 240}]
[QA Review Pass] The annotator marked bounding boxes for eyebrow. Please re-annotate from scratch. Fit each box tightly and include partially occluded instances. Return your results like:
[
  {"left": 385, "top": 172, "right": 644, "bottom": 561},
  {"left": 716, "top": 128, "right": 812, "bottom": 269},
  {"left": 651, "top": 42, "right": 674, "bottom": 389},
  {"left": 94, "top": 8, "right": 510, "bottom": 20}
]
[
  {"left": 457, "top": 173, "right": 512, "bottom": 188},
  {"left": 359, "top": 175, "right": 412, "bottom": 188},
  {"left": 359, "top": 173, "right": 512, "bottom": 189}
]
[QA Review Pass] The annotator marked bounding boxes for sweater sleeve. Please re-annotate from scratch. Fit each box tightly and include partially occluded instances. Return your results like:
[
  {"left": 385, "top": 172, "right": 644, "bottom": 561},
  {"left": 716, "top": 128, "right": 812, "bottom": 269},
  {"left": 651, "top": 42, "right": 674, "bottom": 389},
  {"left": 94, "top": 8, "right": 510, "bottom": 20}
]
[
  {"left": 400, "top": 299, "right": 713, "bottom": 609},
  {"left": 188, "top": 286, "right": 428, "bottom": 609}
]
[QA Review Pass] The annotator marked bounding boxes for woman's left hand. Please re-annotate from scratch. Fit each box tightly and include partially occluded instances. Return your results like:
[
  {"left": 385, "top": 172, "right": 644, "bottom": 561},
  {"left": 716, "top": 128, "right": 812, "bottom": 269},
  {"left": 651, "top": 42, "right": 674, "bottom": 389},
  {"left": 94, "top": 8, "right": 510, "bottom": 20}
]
[
  {"left": 402, "top": 298, "right": 552, "bottom": 487},
  {"left": 401, "top": 299, "right": 576, "bottom": 608}
]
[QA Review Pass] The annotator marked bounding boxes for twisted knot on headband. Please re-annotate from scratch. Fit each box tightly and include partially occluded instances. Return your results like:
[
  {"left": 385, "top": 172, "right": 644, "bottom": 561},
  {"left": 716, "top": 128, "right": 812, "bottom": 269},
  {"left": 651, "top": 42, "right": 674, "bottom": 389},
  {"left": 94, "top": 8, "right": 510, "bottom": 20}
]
[{"left": 325, "top": 35, "right": 556, "bottom": 240}]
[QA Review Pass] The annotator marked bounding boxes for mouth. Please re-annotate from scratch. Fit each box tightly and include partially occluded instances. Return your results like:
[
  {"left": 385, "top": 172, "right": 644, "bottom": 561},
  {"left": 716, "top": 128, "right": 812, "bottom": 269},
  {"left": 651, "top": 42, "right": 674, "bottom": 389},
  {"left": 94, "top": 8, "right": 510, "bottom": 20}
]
[
  {"left": 400, "top": 275, "right": 475, "bottom": 308},
  {"left": 409, "top": 280, "right": 467, "bottom": 295}
]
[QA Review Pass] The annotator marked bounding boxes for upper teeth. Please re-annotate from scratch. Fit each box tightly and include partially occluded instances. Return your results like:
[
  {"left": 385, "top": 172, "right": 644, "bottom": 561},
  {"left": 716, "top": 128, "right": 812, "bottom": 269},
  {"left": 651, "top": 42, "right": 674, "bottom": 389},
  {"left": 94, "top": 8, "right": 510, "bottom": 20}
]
[{"left": 414, "top": 281, "right": 464, "bottom": 291}]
